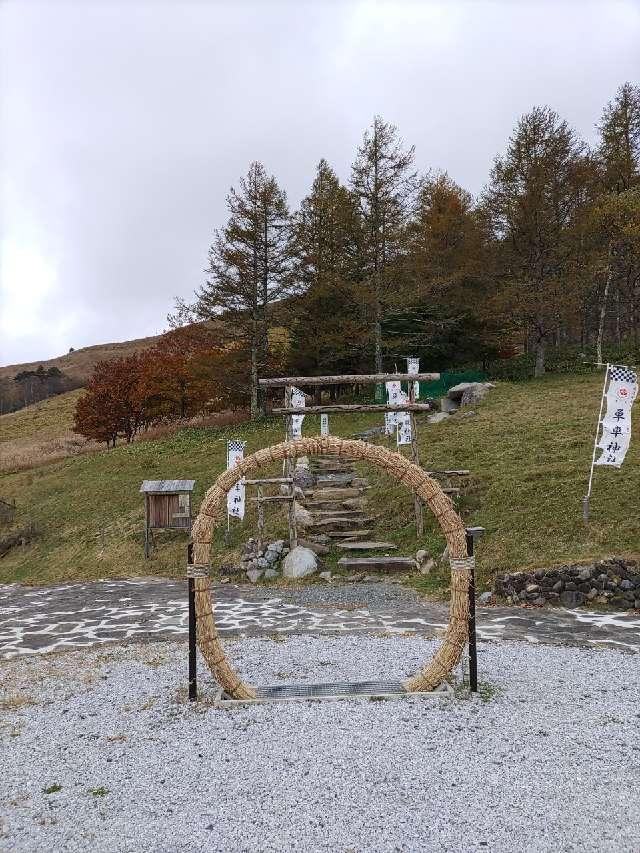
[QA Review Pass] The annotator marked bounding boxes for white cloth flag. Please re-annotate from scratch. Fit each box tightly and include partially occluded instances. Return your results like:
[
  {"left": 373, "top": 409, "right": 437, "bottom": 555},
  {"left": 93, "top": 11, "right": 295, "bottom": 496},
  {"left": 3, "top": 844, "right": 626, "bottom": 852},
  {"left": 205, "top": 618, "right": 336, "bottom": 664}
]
[
  {"left": 406, "top": 357, "right": 420, "bottom": 400},
  {"left": 594, "top": 365, "right": 637, "bottom": 468},
  {"left": 290, "top": 387, "right": 305, "bottom": 439},
  {"left": 320, "top": 413, "right": 329, "bottom": 436},
  {"left": 385, "top": 381, "right": 402, "bottom": 435},
  {"left": 397, "top": 410, "right": 412, "bottom": 445},
  {"left": 226, "top": 439, "right": 246, "bottom": 519},
  {"left": 395, "top": 388, "right": 411, "bottom": 446}
]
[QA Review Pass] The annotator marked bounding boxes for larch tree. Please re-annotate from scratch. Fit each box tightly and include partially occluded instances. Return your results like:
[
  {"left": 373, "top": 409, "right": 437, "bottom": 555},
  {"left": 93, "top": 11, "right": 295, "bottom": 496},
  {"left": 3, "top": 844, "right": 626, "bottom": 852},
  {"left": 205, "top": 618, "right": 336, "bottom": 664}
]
[
  {"left": 401, "top": 173, "right": 500, "bottom": 363},
  {"left": 350, "top": 116, "right": 417, "bottom": 372},
  {"left": 181, "top": 162, "right": 291, "bottom": 418},
  {"left": 591, "top": 83, "right": 640, "bottom": 359},
  {"left": 486, "top": 107, "right": 588, "bottom": 376},
  {"left": 289, "top": 159, "right": 363, "bottom": 376}
]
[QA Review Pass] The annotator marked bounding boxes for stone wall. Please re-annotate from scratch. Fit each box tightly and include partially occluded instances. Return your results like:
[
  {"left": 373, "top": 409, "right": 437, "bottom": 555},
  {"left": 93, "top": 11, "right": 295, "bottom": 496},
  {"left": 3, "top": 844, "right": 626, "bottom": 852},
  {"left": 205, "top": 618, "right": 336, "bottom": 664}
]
[{"left": 494, "top": 558, "right": 640, "bottom": 609}]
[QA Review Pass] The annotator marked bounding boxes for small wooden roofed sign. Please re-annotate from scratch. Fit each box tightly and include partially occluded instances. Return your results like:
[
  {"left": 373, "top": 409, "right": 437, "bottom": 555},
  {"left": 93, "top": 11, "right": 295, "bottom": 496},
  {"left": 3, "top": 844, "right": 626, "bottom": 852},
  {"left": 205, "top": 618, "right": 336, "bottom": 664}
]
[
  {"left": 140, "top": 479, "right": 195, "bottom": 557},
  {"left": 140, "top": 479, "right": 196, "bottom": 494}
]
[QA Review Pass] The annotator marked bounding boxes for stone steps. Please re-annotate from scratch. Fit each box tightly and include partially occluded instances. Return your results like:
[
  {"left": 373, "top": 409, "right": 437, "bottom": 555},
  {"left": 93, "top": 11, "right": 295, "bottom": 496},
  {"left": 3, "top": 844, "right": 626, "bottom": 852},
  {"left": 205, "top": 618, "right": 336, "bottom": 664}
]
[
  {"left": 309, "top": 509, "right": 368, "bottom": 519},
  {"left": 324, "top": 529, "right": 373, "bottom": 539},
  {"left": 305, "top": 488, "right": 368, "bottom": 500},
  {"left": 307, "top": 516, "right": 379, "bottom": 532},
  {"left": 336, "top": 541, "right": 398, "bottom": 552},
  {"left": 316, "top": 475, "right": 355, "bottom": 487},
  {"left": 338, "top": 556, "right": 417, "bottom": 572}
]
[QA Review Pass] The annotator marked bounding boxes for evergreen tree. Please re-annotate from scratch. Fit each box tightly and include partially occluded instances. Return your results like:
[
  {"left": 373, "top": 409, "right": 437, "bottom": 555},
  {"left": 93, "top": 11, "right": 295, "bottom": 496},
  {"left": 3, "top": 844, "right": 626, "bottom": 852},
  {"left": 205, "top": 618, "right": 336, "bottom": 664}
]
[
  {"left": 289, "top": 159, "right": 363, "bottom": 375},
  {"left": 588, "top": 83, "right": 640, "bottom": 357},
  {"left": 350, "top": 117, "right": 417, "bottom": 372},
  {"left": 598, "top": 82, "right": 640, "bottom": 194},
  {"left": 181, "top": 162, "right": 291, "bottom": 418},
  {"left": 486, "top": 107, "right": 589, "bottom": 375},
  {"left": 397, "top": 173, "right": 501, "bottom": 365}
]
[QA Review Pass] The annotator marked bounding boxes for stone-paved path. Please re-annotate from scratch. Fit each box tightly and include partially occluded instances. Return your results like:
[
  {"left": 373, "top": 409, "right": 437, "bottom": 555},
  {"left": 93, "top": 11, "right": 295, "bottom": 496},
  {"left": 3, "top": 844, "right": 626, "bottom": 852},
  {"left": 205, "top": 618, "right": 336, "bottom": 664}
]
[{"left": 1, "top": 577, "right": 640, "bottom": 658}]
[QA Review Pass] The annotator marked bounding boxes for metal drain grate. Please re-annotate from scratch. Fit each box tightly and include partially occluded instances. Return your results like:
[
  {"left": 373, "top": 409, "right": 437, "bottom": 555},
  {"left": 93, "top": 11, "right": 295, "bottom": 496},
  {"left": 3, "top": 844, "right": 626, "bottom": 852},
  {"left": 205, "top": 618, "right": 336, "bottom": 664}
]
[{"left": 215, "top": 679, "right": 453, "bottom": 706}]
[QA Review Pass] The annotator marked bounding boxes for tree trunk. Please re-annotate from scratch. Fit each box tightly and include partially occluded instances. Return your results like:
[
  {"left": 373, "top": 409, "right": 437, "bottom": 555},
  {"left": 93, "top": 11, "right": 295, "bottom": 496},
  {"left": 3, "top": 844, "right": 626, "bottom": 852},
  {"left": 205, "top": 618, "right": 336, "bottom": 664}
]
[
  {"left": 534, "top": 336, "right": 546, "bottom": 377},
  {"left": 596, "top": 255, "right": 614, "bottom": 365},
  {"left": 374, "top": 286, "right": 383, "bottom": 374},
  {"left": 250, "top": 344, "right": 259, "bottom": 419}
]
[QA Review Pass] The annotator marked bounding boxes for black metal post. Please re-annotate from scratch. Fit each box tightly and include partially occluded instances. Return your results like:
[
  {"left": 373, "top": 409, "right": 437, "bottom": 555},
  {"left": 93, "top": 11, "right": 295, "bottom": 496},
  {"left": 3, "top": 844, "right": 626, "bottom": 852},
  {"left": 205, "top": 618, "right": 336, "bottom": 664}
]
[
  {"left": 465, "top": 528, "right": 479, "bottom": 693},
  {"left": 187, "top": 542, "right": 197, "bottom": 702}
]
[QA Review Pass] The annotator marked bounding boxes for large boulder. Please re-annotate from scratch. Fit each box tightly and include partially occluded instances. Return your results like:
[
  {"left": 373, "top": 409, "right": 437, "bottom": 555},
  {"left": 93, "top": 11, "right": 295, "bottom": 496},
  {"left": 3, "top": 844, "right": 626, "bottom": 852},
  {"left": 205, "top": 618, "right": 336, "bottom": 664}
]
[
  {"left": 282, "top": 546, "right": 318, "bottom": 579},
  {"left": 447, "top": 382, "right": 495, "bottom": 406}
]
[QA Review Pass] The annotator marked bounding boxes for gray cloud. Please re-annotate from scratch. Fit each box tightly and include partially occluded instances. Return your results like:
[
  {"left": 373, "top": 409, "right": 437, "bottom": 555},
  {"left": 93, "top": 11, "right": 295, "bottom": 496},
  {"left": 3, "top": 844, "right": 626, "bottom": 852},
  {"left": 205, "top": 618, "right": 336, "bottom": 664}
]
[{"left": 1, "top": 0, "right": 638, "bottom": 363}]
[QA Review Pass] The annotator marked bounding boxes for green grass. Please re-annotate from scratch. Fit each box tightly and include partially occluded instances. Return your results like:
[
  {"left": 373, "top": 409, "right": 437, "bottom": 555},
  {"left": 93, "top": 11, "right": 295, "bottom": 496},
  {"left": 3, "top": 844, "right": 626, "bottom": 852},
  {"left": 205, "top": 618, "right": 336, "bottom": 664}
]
[
  {"left": 0, "top": 389, "right": 84, "bottom": 442},
  {"left": 1, "top": 373, "right": 638, "bottom": 587}
]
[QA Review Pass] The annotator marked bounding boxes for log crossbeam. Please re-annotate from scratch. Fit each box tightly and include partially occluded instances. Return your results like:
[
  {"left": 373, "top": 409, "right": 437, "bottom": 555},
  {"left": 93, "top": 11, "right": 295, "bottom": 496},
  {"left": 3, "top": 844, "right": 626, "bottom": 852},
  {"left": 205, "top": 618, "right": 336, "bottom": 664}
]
[
  {"left": 272, "top": 403, "right": 433, "bottom": 415},
  {"left": 259, "top": 372, "right": 439, "bottom": 388}
]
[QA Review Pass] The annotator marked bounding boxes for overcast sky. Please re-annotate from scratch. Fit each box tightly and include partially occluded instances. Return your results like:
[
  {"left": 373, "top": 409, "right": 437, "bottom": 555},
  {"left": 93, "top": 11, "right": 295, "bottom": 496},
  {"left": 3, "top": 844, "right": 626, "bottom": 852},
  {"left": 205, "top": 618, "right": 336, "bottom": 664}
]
[{"left": 1, "top": 0, "right": 638, "bottom": 365}]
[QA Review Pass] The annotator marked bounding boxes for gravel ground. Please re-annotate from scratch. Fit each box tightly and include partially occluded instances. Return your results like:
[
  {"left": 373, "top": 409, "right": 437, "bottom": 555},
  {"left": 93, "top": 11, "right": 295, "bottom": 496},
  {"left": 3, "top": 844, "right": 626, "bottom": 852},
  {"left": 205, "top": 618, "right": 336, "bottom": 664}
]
[
  {"left": 1, "top": 635, "right": 639, "bottom": 853},
  {"left": 278, "top": 580, "right": 419, "bottom": 609}
]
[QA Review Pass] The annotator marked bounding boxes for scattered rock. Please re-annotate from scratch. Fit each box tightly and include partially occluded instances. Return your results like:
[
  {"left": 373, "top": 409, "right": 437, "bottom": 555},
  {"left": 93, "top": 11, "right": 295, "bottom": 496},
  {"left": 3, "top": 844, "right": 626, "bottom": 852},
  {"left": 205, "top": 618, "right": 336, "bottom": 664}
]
[
  {"left": 293, "top": 468, "right": 315, "bottom": 491},
  {"left": 560, "top": 590, "right": 585, "bottom": 608},
  {"left": 246, "top": 569, "right": 263, "bottom": 584},
  {"left": 419, "top": 557, "right": 436, "bottom": 576},
  {"left": 428, "top": 412, "right": 449, "bottom": 425},
  {"left": 294, "top": 503, "right": 313, "bottom": 530},
  {"left": 318, "top": 571, "right": 332, "bottom": 582},
  {"left": 297, "top": 537, "right": 330, "bottom": 556},
  {"left": 478, "top": 591, "right": 493, "bottom": 605},
  {"left": 282, "top": 546, "right": 318, "bottom": 579},
  {"left": 264, "top": 568, "right": 279, "bottom": 580}
]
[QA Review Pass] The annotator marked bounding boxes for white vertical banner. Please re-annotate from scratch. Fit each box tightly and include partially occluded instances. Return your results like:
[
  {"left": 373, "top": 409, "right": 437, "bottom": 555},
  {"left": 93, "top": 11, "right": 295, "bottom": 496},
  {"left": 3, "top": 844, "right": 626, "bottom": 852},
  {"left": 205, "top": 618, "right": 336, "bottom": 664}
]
[
  {"left": 395, "top": 388, "right": 411, "bottom": 446},
  {"left": 594, "top": 365, "right": 637, "bottom": 467},
  {"left": 226, "top": 439, "right": 246, "bottom": 519},
  {"left": 320, "top": 413, "right": 329, "bottom": 436},
  {"left": 290, "top": 387, "right": 306, "bottom": 439},
  {"left": 406, "top": 357, "right": 420, "bottom": 400},
  {"left": 385, "top": 381, "right": 402, "bottom": 435}
]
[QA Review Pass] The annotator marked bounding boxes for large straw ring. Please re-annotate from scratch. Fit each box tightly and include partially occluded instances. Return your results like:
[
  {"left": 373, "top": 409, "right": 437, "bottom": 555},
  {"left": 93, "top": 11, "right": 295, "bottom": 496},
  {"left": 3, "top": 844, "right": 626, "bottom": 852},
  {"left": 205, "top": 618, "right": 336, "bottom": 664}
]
[{"left": 190, "top": 436, "right": 471, "bottom": 699}]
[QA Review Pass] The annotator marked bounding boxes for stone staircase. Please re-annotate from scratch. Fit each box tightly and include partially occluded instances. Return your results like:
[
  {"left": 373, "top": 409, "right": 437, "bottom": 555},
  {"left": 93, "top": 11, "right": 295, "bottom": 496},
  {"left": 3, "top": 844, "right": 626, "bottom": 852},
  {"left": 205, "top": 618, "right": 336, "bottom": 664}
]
[{"left": 301, "top": 456, "right": 416, "bottom": 573}]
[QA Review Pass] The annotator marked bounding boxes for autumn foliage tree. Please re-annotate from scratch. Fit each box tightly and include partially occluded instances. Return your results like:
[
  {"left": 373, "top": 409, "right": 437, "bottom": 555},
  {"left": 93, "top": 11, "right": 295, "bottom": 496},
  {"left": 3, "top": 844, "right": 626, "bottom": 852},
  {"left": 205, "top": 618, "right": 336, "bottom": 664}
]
[{"left": 74, "top": 354, "right": 146, "bottom": 446}]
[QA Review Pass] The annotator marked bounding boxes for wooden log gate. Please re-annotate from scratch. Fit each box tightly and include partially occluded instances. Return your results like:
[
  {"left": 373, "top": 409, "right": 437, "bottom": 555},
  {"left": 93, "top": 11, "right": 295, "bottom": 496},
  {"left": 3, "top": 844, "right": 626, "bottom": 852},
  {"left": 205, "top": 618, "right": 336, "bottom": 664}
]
[{"left": 259, "top": 371, "right": 440, "bottom": 536}]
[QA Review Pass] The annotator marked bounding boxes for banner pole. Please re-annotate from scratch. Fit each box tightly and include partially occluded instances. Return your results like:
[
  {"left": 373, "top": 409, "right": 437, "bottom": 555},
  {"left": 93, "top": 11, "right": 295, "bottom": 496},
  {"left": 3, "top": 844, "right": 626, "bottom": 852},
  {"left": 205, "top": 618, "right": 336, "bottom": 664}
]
[{"left": 583, "top": 362, "right": 609, "bottom": 523}]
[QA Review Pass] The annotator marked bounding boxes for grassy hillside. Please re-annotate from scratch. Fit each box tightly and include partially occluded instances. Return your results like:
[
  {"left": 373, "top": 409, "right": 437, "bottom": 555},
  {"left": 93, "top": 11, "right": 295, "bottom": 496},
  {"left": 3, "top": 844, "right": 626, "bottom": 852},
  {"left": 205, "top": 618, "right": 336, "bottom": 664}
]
[
  {"left": 0, "top": 390, "right": 100, "bottom": 474},
  {"left": 0, "top": 336, "right": 160, "bottom": 384},
  {"left": 0, "top": 389, "right": 83, "bottom": 443},
  {"left": 1, "top": 373, "right": 638, "bottom": 588}
]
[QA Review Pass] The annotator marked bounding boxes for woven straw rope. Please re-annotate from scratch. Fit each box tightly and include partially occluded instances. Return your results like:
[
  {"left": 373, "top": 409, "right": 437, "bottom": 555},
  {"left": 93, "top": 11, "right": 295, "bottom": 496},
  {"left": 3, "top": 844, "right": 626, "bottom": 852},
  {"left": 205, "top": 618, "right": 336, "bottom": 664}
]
[{"left": 191, "top": 436, "right": 470, "bottom": 698}]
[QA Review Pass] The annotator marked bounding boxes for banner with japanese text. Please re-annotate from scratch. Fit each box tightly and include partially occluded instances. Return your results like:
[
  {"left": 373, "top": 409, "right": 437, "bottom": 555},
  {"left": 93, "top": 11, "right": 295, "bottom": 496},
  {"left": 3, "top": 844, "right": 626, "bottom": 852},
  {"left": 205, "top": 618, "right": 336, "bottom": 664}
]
[
  {"left": 226, "top": 439, "right": 246, "bottom": 519},
  {"left": 594, "top": 365, "right": 637, "bottom": 468},
  {"left": 290, "top": 387, "right": 305, "bottom": 439}
]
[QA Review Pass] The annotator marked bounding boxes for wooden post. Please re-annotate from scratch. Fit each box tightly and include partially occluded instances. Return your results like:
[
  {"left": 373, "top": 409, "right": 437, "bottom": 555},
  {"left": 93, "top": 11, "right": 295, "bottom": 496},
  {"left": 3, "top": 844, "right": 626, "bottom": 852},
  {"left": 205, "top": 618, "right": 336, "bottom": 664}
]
[
  {"left": 256, "top": 484, "right": 265, "bottom": 551},
  {"left": 408, "top": 381, "right": 424, "bottom": 537},
  {"left": 284, "top": 385, "right": 298, "bottom": 549},
  {"left": 144, "top": 494, "right": 150, "bottom": 558}
]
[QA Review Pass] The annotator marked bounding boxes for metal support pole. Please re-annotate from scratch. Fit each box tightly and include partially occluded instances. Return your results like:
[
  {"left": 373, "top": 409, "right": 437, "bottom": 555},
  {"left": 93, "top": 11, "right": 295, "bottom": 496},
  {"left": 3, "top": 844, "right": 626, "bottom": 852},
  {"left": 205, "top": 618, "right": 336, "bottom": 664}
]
[
  {"left": 408, "top": 379, "right": 423, "bottom": 537},
  {"left": 187, "top": 542, "right": 197, "bottom": 702},
  {"left": 465, "top": 527, "right": 484, "bottom": 693}
]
